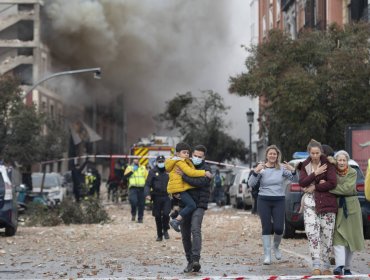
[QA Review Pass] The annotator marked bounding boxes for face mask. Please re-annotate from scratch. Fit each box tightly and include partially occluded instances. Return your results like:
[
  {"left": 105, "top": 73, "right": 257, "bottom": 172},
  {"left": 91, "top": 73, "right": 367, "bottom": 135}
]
[
  {"left": 157, "top": 162, "right": 165, "bottom": 168},
  {"left": 192, "top": 157, "right": 203, "bottom": 166}
]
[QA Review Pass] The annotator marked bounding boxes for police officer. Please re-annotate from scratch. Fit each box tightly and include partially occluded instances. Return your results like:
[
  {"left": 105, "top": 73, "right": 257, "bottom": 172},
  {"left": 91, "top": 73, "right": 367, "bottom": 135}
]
[
  {"left": 144, "top": 155, "right": 170, "bottom": 241},
  {"left": 124, "top": 158, "right": 148, "bottom": 223}
]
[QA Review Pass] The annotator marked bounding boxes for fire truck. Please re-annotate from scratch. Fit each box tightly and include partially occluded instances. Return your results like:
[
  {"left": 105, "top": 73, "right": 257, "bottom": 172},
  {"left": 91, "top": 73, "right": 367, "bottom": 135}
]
[{"left": 130, "top": 136, "right": 179, "bottom": 168}]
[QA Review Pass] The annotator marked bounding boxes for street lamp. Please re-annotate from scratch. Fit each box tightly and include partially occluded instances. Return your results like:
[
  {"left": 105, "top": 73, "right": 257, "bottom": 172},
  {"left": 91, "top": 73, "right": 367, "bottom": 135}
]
[
  {"left": 27, "top": 67, "right": 102, "bottom": 94},
  {"left": 246, "top": 108, "right": 254, "bottom": 168}
]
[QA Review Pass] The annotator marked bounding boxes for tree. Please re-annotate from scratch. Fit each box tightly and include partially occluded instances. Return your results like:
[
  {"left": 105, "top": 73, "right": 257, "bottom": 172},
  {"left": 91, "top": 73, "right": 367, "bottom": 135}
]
[
  {"left": 229, "top": 23, "right": 370, "bottom": 158},
  {"left": 159, "top": 90, "right": 248, "bottom": 162},
  {"left": 0, "top": 76, "right": 67, "bottom": 180}
]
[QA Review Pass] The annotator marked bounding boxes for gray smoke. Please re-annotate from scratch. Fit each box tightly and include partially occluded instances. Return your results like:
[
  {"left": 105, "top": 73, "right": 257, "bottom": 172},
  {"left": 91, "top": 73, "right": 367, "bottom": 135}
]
[{"left": 44, "top": 0, "right": 251, "bottom": 145}]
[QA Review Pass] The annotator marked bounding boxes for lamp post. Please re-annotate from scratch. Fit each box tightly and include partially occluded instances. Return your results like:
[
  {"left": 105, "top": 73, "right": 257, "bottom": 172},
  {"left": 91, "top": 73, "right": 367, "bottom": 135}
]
[
  {"left": 246, "top": 108, "right": 254, "bottom": 168},
  {"left": 27, "top": 67, "right": 101, "bottom": 94}
]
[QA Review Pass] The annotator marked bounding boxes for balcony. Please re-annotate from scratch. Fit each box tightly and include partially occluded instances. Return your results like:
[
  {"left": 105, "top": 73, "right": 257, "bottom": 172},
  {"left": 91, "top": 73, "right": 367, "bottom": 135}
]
[
  {"left": 0, "top": 11, "right": 34, "bottom": 31},
  {"left": 0, "top": 39, "right": 36, "bottom": 48},
  {"left": 0, "top": 55, "right": 33, "bottom": 75}
]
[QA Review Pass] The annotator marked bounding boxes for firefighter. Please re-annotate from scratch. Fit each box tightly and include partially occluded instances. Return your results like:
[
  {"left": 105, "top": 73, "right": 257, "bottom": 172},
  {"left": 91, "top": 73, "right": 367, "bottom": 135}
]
[
  {"left": 144, "top": 155, "right": 170, "bottom": 241},
  {"left": 124, "top": 158, "right": 148, "bottom": 223}
]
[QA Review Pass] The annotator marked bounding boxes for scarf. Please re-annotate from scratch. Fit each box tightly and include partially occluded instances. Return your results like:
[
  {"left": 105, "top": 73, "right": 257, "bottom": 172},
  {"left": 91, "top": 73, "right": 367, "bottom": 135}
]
[{"left": 336, "top": 166, "right": 348, "bottom": 177}]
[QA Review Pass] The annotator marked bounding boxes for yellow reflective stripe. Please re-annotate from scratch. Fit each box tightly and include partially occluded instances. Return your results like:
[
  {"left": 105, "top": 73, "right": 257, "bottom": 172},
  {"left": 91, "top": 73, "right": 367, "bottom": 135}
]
[{"left": 133, "top": 148, "right": 149, "bottom": 166}]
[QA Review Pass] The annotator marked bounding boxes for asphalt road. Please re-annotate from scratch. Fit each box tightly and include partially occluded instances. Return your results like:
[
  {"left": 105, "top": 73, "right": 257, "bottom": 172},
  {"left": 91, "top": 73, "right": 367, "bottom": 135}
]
[{"left": 0, "top": 202, "right": 369, "bottom": 280}]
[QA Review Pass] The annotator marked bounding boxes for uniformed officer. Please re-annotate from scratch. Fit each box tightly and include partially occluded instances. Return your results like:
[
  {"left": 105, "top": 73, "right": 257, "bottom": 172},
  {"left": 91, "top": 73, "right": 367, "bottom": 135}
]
[
  {"left": 124, "top": 158, "right": 148, "bottom": 223},
  {"left": 144, "top": 155, "right": 170, "bottom": 241}
]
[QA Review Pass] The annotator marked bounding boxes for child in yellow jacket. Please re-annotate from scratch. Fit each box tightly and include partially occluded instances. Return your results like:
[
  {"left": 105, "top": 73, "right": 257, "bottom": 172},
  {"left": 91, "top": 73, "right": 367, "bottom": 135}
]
[{"left": 165, "top": 142, "right": 212, "bottom": 232}]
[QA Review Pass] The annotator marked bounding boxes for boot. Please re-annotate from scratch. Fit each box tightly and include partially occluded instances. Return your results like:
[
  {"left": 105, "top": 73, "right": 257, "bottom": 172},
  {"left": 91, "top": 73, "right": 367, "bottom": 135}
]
[
  {"left": 262, "top": 235, "right": 271, "bottom": 265},
  {"left": 273, "top": 234, "right": 282, "bottom": 260}
]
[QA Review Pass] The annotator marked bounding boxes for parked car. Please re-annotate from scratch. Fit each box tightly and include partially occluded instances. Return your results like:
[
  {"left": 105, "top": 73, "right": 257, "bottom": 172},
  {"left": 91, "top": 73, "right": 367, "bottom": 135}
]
[
  {"left": 0, "top": 165, "right": 18, "bottom": 236},
  {"left": 284, "top": 154, "right": 370, "bottom": 239},
  {"left": 229, "top": 168, "right": 252, "bottom": 209},
  {"left": 31, "top": 173, "right": 66, "bottom": 204}
]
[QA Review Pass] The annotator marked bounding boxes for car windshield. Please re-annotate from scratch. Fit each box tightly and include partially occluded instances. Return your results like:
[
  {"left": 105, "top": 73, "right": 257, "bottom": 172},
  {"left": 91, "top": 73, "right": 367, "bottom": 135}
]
[{"left": 32, "top": 174, "right": 60, "bottom": 189}]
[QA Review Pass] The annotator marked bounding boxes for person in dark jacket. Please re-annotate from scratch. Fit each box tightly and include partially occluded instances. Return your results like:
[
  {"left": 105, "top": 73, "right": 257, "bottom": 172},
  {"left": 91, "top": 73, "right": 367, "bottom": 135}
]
[
  {"left": 298, "top": 139, "right": 337, "bottom": 276},
  {"left": 144, "top": 155, "right": 170, "bottom": 241},
  {"left": 71, "top": 160, "right": 88, "bottom": 203},
  {"left": 176, "top": 145, "right": 212, "bottom": 273}
]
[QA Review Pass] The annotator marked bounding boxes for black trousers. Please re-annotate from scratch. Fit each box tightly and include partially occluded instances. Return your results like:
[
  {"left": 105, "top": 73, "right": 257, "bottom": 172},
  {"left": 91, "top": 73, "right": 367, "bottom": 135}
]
[
  {"left": 181, "top": 208, "right": 205, "bottom": 262},
  {"left": 152, "top": 195, "right": 171, "bottom": 237}
]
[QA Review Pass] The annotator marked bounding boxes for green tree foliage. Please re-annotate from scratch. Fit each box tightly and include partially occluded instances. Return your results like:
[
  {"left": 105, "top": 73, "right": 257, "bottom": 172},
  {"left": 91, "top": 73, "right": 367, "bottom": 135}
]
[
  {"left": 229, "top": 23, "right": 370, "bottom": 158},
  {"left": 159, "top": 90, "right": 247, "bottom": 162},
  {"left": 0, "top": 76, "right": 66, "bottom": 167}
]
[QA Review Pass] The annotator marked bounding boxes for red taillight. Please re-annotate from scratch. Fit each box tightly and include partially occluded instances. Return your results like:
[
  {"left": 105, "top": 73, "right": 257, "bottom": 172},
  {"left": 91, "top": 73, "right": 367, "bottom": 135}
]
[
  {"left": 292, "top": 214, "right": 300, "bottom": 222},
  {"left": 290, "top": 183, "right": 302, "bottom": 192},
  {"left": 238, "top": 184, "right": 243, "bottom": 193},
  {"left": 356, "top": 183, "right": 364, "bottom": 192},
  {"left": 367, "top": 214, "right": 370, "bottom": 222}
]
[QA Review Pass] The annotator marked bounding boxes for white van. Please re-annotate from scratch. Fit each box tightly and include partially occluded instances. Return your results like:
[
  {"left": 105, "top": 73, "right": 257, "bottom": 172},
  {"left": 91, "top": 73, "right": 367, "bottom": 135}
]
[{"left": 229, "top": 168, "right": 253, "bottom": 209}]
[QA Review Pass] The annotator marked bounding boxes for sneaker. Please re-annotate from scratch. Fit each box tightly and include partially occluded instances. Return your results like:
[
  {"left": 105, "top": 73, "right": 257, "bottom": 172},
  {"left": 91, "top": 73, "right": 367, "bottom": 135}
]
[
  {"left": 156, "top": 236, "right": 163, "bottom": 242},
  {"left": 343, "top": 269, "right": 352, "bottom": 275},
  {"left": 137, "top": 219, "right": 143, "bottom": 223},
  {"left": 333, "top": 266, "right": 343, "bottom": 275},
  {"left": 192, "top": 261, "right": 201, "bottom": 272},
  {"left": 183, "top": 262, "right": 193, "bottom": 273},
  {"left": 170, "top": 219, "right": 181, "bottom": 232},
  {"left": 131, "top": 216, "right": 135, "bottom": 221},
  {"left": 163, "top": 231, "right": 170, "bottom": 239}
]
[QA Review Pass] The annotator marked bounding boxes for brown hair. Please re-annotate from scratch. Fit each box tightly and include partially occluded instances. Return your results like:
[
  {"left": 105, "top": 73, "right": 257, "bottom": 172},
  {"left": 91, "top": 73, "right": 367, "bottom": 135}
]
[
  {"left": 265, "top": 145, "right": 282, "bottom": 169},
  {"left": 306, "top": 139, "right": 322, "bottom": 153}
]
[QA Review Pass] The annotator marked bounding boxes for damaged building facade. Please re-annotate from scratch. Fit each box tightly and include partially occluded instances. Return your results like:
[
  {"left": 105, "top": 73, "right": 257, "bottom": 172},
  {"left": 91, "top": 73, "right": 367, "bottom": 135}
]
[{"left": 0, "top": 0, "right": 126, "bottom": 173}]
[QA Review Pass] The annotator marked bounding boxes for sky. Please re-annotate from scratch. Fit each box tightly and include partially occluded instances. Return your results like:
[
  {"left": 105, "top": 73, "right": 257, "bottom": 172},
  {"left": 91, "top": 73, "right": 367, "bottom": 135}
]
[{"left": 44, "top": 0, "right": 257, "bottom": 145}]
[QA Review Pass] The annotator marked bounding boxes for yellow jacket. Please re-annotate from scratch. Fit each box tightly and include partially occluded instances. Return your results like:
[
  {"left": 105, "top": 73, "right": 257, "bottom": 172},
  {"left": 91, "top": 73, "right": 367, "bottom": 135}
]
[
  {"left": 165, "top": 157, "right": 206, "bottom": 194},
  {"left": 365, "top": 159, "right": 370, "bottom": 201}
]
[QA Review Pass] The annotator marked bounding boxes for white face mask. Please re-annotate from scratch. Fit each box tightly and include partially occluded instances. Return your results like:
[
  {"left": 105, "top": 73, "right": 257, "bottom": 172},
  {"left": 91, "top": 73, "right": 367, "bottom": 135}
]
[
  {"left": 157, "top": 162, "right": 165, "bottom": 168},
  {"left": 192, "top": 157, "right": 203, "bottom": 166}
]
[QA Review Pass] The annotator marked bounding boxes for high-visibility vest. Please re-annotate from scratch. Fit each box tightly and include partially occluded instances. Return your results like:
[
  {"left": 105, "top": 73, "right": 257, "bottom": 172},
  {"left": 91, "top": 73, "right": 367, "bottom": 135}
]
[
  {"left": 365, "top": 159, "right": 370, "bottom": 201},
  {"left": 85, "top": 173, "right": 96, "bottom": 186},
  {"left": 125, "top": 165, "right": 147, "bottom": 188}
]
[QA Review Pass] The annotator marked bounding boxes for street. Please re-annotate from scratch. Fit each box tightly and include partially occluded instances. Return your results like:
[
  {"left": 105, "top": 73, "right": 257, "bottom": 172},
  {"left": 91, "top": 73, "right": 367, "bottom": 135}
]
[{"left": 0, "top": 202, "right": 369, "bottom": 280}]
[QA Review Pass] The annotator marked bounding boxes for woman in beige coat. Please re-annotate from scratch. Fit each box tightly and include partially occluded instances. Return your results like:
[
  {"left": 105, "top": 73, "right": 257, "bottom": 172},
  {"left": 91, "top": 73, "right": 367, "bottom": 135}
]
[{"left": 330, "top": 150, "right": 365, "bottom": 275}]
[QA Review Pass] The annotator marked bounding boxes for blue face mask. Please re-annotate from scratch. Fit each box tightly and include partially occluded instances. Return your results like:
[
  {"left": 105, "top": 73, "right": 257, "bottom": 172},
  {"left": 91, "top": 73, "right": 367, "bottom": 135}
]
[
  {"left": 157, "top": 162, "right": 165, "bottom": 168},
  {"left": 192, "top": 157, "right": 203, "bottom": 166}
]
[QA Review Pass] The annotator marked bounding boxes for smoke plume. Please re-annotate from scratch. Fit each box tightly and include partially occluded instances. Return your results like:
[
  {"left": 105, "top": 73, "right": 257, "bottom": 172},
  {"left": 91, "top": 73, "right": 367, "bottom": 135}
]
[{"left": 44, "top": 0, "right": 248, "bottom": 146}]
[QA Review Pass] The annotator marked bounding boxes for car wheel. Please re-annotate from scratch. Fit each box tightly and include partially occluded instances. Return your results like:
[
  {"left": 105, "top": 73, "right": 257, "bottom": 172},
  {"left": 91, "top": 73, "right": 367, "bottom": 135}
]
[
  {"left": 5, "top": 226, "right": 17, "bottom": 237},
  {"left": 364, "top": 226, "right": 370, "bottom": 240},
  {"left": 283, "top": 220, "right": 295, "bottom": 239}
]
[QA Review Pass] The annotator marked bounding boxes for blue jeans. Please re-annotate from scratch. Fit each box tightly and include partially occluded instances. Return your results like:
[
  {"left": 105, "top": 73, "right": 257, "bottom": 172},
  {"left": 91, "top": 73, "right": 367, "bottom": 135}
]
[
  {"left": 178, "top": 191, "right": 196, "bottom": 218},
  {"left": 129, "top": 187, "right": 145, "bottom": 221}
]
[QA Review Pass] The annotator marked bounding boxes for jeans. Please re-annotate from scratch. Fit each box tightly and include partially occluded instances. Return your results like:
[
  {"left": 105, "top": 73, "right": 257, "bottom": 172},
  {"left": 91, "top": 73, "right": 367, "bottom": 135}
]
[
  {"left": 129, "top": 187, "right": 145, "bottom": 221},
  {"left": 152, "top": 195, "right": 171, "bottom": 237},
  {"left": 257, "top": 197, "right": 285, "bottom": 235},
  {"left": 181, "top": 207, "right": 205, "bottom": 262},
  {"left": 178, "top": 191, "right": 196, "bottom": 218}
]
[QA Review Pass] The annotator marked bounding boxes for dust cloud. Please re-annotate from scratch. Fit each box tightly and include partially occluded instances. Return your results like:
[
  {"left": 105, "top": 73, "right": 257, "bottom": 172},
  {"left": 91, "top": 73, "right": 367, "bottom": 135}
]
[{"left": 43, "top": 0, "right": 252, "bottom": 145}]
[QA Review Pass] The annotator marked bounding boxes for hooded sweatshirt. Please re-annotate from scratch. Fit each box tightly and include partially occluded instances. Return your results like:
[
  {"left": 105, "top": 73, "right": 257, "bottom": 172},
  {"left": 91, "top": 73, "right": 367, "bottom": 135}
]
[{"left": 165, "top": 157, "right": 206, "bottom": 194}]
